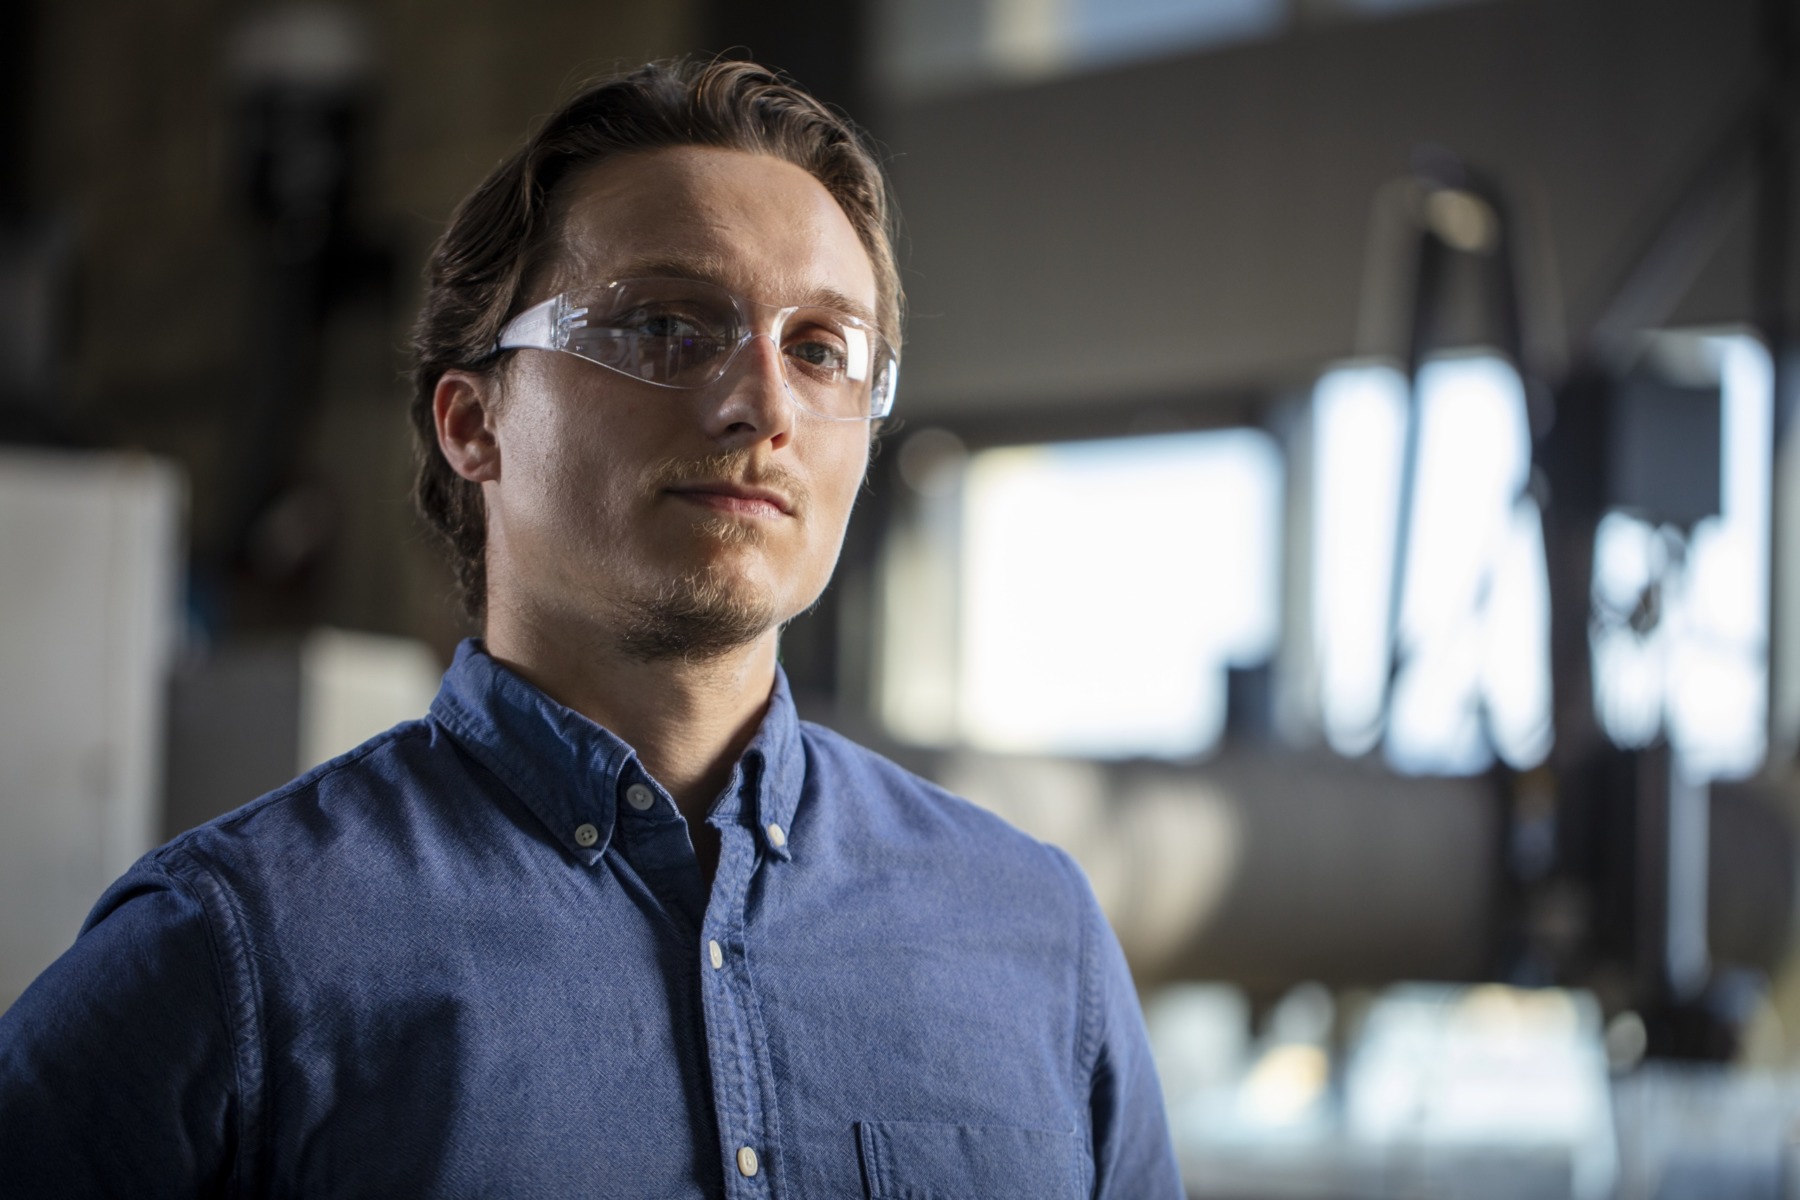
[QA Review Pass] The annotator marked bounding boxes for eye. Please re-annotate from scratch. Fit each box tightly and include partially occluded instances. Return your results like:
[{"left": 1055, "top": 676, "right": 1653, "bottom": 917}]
[
  {"left": 787, "top": 341, "right": 848, "bottom": 372},
  {"left": 612, "top": 305, "right": 720, "bottom": 341},
  {"left": 784, "top": 324, "right": 851, "bottom": 376}
]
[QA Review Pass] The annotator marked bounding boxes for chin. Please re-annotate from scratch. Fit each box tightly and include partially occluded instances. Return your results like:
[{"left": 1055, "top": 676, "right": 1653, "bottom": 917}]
[
  {"left": 689, "top": 513, "right": 769, "bottom": 549},
  {"left": 614, "top": 564, "right": 782, "bottom": 663}
]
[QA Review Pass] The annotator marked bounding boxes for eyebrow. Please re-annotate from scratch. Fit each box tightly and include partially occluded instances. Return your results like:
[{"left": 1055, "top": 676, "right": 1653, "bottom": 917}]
[{"left": 598, "top": 254, "right": 881, "bottom": 328}]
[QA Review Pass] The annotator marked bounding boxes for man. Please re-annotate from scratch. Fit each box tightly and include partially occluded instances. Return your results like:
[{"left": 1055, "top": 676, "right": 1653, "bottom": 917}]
[{"left": 0, "top": 60, "right": 1180, "bottom": 1197}]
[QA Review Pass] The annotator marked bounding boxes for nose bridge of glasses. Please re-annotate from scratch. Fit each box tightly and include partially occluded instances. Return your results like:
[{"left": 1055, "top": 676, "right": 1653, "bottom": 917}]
[
  {"left": 723, "top": 293, "right": 795, "bottom": 366},
  {"left": 736, "top": 293, "right": 803, "bottom": 340},
  {"left": 716, "top": 326, "right": 796, "bottom": 397}
]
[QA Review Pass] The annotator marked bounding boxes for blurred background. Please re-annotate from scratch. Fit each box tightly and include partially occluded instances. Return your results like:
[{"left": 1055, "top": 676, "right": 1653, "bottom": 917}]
[{"left": 4, "top": 0, "right": 1799, "bottom": 1195}]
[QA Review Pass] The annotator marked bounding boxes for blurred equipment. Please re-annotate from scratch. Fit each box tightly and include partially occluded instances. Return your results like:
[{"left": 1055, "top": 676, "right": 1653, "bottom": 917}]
[
  {"left": 218, "top": 5, "right": 392, "bottom": 604},
  {"left": 1331, "top": 0, "right": 1800, "bottom": 1060},
  {"left": 1518, "top": 0, "right": 1800, "bottom": 1064},
  {"left": 0, "top": 0, "right": 71, "bottom": 446},
  {"left": 935, "top": 744, "right": 1794, "bottom": 1000},
  {"left": 1147, "top": 979, "right": 1800, "bottom": 1200},
  {"left": 0, "top": 218, "right": 75, "bottom": 444},
  {"left": 0, "top": 448, "right": 183, "bottom": 1013},
  {"left": 163, "top": 628, "right": 442, "bottom": 839}
]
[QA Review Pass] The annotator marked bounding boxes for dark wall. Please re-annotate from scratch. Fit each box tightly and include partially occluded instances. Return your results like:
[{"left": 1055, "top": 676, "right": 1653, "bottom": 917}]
[{"left": 886, "top": 0, "right": 1762, "bottom": 419}]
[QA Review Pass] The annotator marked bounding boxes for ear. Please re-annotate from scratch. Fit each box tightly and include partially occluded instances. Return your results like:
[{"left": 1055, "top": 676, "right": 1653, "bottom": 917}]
[{"left": 434, "top": 370, "right": 502, "bottom": 484}]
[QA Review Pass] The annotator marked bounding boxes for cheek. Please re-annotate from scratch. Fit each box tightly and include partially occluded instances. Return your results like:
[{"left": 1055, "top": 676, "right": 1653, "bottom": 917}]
[
  {"left": 809, "top": 434, "right": 871, "bottom": 539},
  {"left": 499, "top": 398, "right": 635, "bottom": 537}
]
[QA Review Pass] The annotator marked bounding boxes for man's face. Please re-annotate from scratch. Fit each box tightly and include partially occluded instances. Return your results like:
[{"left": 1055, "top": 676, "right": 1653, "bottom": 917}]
[{"left": 470, "top": 146, "right": 879, "bottom": 658}]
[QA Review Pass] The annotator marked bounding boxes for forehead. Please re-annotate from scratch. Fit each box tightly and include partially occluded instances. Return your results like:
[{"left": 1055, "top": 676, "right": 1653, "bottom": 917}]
[{"left": 549, "top": 146, "right": 879, "bottom": 321}]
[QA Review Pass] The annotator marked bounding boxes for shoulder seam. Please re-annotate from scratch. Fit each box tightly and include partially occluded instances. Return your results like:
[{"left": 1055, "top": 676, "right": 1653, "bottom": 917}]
[
  {"left": 1049, "top": 846, "right": 1105, "bottom": 1098},
  {"left": 157, "top": 850, "right": 267, "bottom": 1196},
  {"left": 178, "top": 722, "right": 435, "bottom": 840}
]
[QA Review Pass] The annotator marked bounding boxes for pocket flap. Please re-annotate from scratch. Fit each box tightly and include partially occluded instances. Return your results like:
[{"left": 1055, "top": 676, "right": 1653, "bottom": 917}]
[{"left": 857, "top": 1119, "right": 1082, "bottom": 1200}]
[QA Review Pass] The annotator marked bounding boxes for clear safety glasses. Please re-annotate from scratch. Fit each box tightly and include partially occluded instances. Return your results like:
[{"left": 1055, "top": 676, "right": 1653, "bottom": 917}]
[{"left": 494, "top": 277, "right": 899, "bottom": 421}]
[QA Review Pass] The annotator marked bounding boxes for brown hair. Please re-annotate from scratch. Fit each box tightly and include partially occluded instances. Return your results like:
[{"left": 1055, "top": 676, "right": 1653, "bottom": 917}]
[{"left": 408, "top": 59, "right": 903, "bottom": 619}]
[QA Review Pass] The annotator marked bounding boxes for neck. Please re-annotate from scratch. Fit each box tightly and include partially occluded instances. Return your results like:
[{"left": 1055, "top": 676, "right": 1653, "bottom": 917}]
[{"left": 483, "top": 598, "right": 780, "bottom": 823}]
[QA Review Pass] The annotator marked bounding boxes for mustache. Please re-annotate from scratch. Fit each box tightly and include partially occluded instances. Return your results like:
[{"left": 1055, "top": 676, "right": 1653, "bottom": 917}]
[{"left": 644, "top": 451, "right": 809, "bottom": 513}]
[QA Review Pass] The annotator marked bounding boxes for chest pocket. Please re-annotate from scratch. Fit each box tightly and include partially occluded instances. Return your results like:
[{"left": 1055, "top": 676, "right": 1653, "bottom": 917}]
[{"left": 856, "top": 1119, "right": 1084, "bottom": 1200}]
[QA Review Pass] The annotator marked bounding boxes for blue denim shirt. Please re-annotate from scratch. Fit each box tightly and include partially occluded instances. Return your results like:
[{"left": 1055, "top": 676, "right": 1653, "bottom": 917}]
[{"left": 0, "top": 641, "right": 1179, "bottom": 1198}]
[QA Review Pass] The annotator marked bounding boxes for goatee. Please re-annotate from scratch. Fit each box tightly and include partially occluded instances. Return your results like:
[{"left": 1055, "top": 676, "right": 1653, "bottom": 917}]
[{"left": 616, "top": 561, "right": 777, "bottom": 662}]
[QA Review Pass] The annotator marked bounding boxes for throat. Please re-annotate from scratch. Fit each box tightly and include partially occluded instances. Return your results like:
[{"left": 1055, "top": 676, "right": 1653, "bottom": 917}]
[{"left": 690, "top": 819, "right": 722, "bottom": 890}]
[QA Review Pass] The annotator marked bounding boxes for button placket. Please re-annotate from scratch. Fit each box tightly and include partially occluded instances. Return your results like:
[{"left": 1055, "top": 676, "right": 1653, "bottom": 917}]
[{"left": 700, "top": 816, "right": 779, "bottom": 1196}]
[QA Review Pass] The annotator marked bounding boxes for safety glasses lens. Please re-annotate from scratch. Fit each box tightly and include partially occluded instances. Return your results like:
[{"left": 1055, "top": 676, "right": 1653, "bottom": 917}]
[{"left": 511, "top": 279, "right": 897, "bottom": 420}]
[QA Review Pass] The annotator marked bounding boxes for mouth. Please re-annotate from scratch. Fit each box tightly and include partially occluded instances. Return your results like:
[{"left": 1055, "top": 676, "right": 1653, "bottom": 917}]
[{"left": 664, "top": 480, "right": 795, "bottom": 519}]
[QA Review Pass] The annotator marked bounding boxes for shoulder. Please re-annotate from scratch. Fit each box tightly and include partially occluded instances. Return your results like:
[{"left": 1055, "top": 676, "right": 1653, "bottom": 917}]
[
  {"left": 156, "top": 717, "right": 451, "bottom": 863},
  {"left": 795, "top": 719, "right": 1090, "bottom": 903},
  {"left": 207, "top": 717, "right": 446, "bottom": 824},
  {"left": 143, "top": 715, "right": 493, "bottom": 928},
  {"left": 798, "top": 719, "right": 1043, "bottom": 841}
]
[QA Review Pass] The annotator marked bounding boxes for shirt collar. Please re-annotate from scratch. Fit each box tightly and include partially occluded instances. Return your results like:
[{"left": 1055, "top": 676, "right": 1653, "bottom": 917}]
[{"left": 428, "top": 639, "right": 804, "bottom": 865}]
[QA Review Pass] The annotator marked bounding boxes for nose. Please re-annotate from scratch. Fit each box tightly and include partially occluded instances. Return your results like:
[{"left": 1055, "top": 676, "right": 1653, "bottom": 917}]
[{"left": 701, "top": 332, "right": 794, "bottom": 448}]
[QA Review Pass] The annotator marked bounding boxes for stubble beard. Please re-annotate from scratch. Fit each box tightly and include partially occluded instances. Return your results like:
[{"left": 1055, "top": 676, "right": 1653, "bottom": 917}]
[{"left": 615, "top": 515, "right": 782, "bottom": 663}]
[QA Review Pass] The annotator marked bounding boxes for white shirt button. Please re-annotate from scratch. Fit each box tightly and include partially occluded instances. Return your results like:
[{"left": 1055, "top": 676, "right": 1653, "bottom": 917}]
[
  {"left": 625, "top": 784, "right": 655, "bottom": 811},
  {"left": 766, "top": 822, "right": 786, "bottom": 848},
  {"left": 708, "top": 939, "right": 724, "bottom": 970},
  {"left": 737, "top": 1146, "right": 759, "bottom": 1177},
  {"left": 573, "top": 823, "right": 599, "bottom": 848}
]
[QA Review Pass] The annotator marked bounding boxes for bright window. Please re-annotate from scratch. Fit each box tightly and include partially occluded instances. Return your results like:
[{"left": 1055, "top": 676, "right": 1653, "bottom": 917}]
[
  {"left": 1312, "top": 334, "right": 1769, "bottom": 779},
  {"left": 877, "top": 334, "right": 1765, "bottom": 776},
  {"left": 879, "top": 428, "right": 1283, "bottom": 759},
  {"left": 1313, "top": 355, "right": 1550, "bottom": 774}
]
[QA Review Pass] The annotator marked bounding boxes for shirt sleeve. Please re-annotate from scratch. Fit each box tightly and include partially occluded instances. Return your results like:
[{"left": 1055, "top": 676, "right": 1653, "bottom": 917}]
[
  {"left": 1055, "top": 848, "right": 1185, "bottom": 1199},
  {"left": 0, "top": 860, "right": 241, "bottom": 1198}
]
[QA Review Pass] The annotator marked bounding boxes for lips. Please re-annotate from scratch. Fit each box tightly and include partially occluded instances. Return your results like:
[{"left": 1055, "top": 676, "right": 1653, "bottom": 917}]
[{"left": 665, "top": 480, "right": 795, "bottom": 516}]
